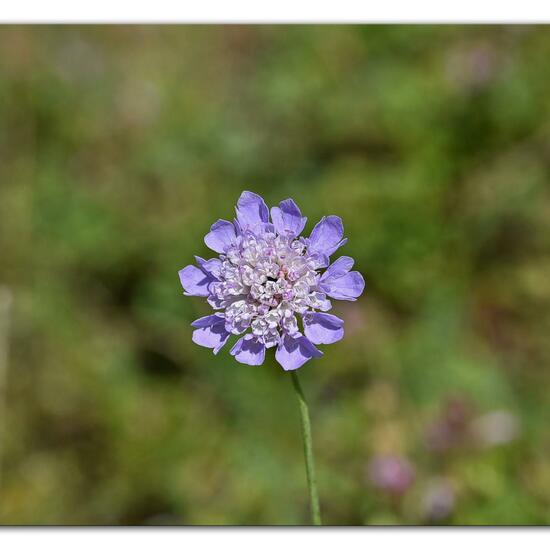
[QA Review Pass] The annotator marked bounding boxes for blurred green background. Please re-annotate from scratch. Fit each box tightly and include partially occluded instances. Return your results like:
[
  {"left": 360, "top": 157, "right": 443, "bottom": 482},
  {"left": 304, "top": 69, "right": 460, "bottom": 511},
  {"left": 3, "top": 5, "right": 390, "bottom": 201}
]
[{"left": 1, "top": 25, "right": 550, "bottom": 525}]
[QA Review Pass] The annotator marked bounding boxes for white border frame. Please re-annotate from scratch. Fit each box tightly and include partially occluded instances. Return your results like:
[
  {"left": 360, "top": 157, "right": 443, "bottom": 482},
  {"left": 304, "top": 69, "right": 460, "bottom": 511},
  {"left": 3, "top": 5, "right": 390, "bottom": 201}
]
[
  {"left": 1, "top": 5, "right": 549, "bottom": 546},
  {"left": 1, "top": 1, "right": 550, "bottom": 23},
  {"left": 1, "top": 528, "right": 550, "bottom": 549}
]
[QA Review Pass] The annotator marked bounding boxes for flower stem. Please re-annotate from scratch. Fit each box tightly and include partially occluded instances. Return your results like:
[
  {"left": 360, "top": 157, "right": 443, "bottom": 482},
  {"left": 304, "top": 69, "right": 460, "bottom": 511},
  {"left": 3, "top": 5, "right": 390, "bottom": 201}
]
[{"left": 290, "top": 370, "right": 322, "bottom": 526}]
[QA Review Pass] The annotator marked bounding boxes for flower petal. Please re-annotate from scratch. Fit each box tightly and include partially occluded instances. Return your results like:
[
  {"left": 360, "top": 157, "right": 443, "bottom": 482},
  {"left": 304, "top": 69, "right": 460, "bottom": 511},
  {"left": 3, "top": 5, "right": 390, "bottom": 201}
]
[
  {"left": 191, "top": 313, "right": 224, "bottom": 328},
  {"left": 235, "top": 191, "right": 269, "bottom": 230},
  {"left": 191, "top": 315, "right": 230, "bottom": 354},
  {"left": 321, "top": 256, "right": 355, "bottom": 282},
  {"left": 195, "top": 256, "right": 222, "bottom": 279},
  {"left": 204, "top": 219, "right": 237, "bottom": 254},
  {"left": 308, "top": 252, "right": 330, "bottom": 269},
  {"left": 303, "top": 312, "right": 344, "bottom": 345},
  {"left": 178, "top": 264, "right": 212, "bottom": 296},
  {"left": 275, "top": 334, "right": 323, "bottom": 371},
  {"left": 247, "top": 222, "right": 276, "bottom": 237},
  {"left": 230, "top": 334, "right": 266, "bottom": 365},
  {"left": 271, "top": 199, "right": 307, "bottom": 237},
  {"left": 320, "top": 271, "right": 365, "bottom": 301},
  {"left": 308, "top": 216, "right": 347, "bottom": 257},
  {"left": 207, "top": 294, "right": 225, "bottom": 310}
]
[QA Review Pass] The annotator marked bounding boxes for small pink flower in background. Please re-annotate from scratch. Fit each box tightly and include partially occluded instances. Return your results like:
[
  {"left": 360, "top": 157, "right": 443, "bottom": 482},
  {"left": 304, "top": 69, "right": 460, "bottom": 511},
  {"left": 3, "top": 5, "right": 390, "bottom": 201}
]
[{"left": 368, "top": 454, "right": 415, "bottom": 495}]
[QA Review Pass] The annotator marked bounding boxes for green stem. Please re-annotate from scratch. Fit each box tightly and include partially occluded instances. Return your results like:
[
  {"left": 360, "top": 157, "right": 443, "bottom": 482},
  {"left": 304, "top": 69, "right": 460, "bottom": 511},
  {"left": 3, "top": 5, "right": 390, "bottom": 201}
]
[{"left": 291, "top": 370, "right": 322, "bottom": 526}]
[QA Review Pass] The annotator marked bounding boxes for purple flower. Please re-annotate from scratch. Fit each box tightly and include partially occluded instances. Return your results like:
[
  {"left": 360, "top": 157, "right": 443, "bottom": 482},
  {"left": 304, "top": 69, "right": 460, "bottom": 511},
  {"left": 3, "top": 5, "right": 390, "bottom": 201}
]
[{"left": 179, "top": 191, "right": 365, "bottom": 370}]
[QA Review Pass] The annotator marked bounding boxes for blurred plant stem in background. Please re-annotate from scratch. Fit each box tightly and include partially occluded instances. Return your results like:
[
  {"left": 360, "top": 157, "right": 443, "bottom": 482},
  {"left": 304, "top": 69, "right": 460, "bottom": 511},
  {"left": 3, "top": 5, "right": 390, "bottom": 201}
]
[
  {"left": 291, "top": 371, "right": 322, "bottom": 526},
  {"left": 0, "top": 287, "right": 13, "bottom": 492}
]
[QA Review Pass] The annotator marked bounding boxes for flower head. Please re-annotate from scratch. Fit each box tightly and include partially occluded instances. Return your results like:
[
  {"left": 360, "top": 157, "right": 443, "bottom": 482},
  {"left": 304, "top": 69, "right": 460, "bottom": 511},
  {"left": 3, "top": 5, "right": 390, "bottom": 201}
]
[{"left": 179, "top": 191, "right": 365, "bottom": 370}]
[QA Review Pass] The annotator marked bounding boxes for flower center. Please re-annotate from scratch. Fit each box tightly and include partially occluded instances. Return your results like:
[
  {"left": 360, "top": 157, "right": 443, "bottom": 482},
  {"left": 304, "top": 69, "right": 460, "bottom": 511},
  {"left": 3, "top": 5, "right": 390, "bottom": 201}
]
[{"left": 209, "top": 232, "right": 328, "bottom": 347}]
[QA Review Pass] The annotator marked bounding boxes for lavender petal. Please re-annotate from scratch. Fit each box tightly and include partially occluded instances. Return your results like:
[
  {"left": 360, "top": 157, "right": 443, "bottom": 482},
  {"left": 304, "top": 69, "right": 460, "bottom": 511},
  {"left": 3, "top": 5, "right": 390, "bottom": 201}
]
[
  {"left": 271, "top": 198, "right": 307, "bottom": 237},
  {"left": 308, "top": 215, "right": 347, "bottom": 257},
  {"left": 303, "top": 312, "right": 344, "bottom": 345},
  {"left": 320, "top": 271, "right": 365, "bottom": 301},
  {"left": 230, "top": 334, "right": 266, "bottom": 365},
  {"left": 204, "top": 219, "right": 237, "bottom": 254},
  {"left": 235, "top": 191, "right": 269, "bottom": 231},
  {"left": 178, "top": 264, "right": 213, "bottom": 297},
  {"left": 192, "top": 315, "right": 230, "bottom": 354},
  {"left": 275, "top": 334, "right": 323, "bottom": 371},
  {"left": 321, "top": 256, "right": 355, "bottom": 281},
  {"left": 195, "top": 256, "right": 222, "bottom": 279}
]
